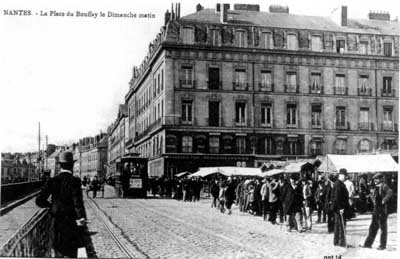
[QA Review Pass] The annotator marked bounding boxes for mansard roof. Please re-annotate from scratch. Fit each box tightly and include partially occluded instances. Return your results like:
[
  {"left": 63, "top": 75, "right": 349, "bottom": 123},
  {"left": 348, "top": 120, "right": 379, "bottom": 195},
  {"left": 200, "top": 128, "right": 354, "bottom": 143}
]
[{"left": 181, "top": 8, "right": 399, "bottom": 36}]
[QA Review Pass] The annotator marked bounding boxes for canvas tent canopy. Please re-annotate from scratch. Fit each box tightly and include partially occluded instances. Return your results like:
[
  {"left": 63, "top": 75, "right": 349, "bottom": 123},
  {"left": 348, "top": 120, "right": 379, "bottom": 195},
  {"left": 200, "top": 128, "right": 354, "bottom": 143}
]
[
  {"left": 318, "top": 154, "right": 399, "bottom": 174},
  {"left": 284, "top": 161, "right": 314, "bottom": 173},
  {"left": 189, "top": 167, "right": 262, "bottom": 178},
  {"left": 260, "top": 169, "right": 285, "bottom": 177},
  {"left": 175, "top": 171, "right": 190, "bottom": 178}
]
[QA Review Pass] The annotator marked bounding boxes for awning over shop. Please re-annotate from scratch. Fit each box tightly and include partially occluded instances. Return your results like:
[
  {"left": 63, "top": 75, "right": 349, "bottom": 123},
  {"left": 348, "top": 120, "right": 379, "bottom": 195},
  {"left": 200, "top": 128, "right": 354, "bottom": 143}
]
[
  {"left": 260, "top": 169, "right": 285, "bottom": 177},
  {"left": 318, "top": 154, "right": 399, "bottom": 174}
]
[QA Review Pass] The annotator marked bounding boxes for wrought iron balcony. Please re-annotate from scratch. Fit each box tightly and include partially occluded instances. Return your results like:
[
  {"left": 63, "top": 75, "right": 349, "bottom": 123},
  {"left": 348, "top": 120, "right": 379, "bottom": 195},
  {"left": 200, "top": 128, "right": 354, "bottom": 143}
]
[
  {"left": 335, "top": 121, "right": 350, "bottom": 130},
  {"left": 357, "top": 88, "right": 372, "bottom": 96},
  {"left": 309, "top": 85, "right": 324, "bottom": 94},
  {"left": 259, "top": 83, "right": 274, "bottom": 92},
  {"left": 284, "top": 84, "right": 299, "bottom": 93},
  {"left": 286, "top": 120, "right": 300, "bottom": 128},
  {"left": 232, "top": 82, "right": 249, "bottom": 90},
  {"left": 207, "top": 81, "right": 222, "bottom": 90},
  {"left": 179, "top": 80, "right": 196, "bottom": 88},
  {"left": 358, "top": 122, "right": 374, "bottom": 131},
  {"left": 381, "top": 122, "right": 398, "bottom": 132},
  {"left": 334, "top": 87, "right": 348, "bottom": 95},
  {"left": 381, "top": 89, "right": 395, "bottom": 97}
]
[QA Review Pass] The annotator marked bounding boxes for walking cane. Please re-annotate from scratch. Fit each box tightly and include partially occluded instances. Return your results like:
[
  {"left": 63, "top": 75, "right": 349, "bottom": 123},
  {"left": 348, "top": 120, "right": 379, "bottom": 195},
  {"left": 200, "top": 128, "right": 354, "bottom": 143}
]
[{"left": 339, "top": 210, "right": 348, "bottom": 248}]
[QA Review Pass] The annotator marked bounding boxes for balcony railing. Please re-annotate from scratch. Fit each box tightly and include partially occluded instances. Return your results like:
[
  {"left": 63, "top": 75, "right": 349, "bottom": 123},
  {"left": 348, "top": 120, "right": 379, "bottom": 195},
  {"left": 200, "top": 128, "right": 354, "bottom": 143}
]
[
  {"left": 381, "top": 89, "right": 395, "bottom": 97},
  {"left": 357, "top": 88, "right": 372, "bottom": 96},
  {"left": 309, "top": 85, "right": 324, "bottom": 94},
  {"left": 358, "top": 122, "right": 374, "bottom": 131},
  {"left": 259, "top": 83, "right": 274, "bottom": 92},
  {"left": 284, "top": 84, "right": 299, "bottom": 93},
  {"left": 233, "top": 82, "right": 249, "bottom": 90},
  {"left": 286, "top": 120, "right": 299, "bottom": 128},
  {"left": 207, "top": 81, "right": 222, "bottom": 90},
  {"left": 335, "top": 121, "right": 350, "bottom": 130},
  {"left": 334, "top": 87, "right": 348, "bottom": 95},
  {"left": 311, "top": 121, "right": 322, "bottom": 129},
  {"left": 179, "top": 80, "right": 196, "bottom": 88},
  {"left": 381, "top": 122, "right": 398, "bottom": 131}
]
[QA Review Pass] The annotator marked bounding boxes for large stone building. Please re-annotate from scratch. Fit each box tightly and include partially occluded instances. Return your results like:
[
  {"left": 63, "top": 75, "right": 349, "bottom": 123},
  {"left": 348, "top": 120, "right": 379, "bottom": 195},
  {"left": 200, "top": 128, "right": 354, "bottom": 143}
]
[
  {"left": 125, "top": 3, "right": 399, "bottom": 178},
  {"left": 107, "top": 104, "right": 129, "bottom": 178},
  {"left": 79, "top": 133, "right": 108, "bottom": 179}
]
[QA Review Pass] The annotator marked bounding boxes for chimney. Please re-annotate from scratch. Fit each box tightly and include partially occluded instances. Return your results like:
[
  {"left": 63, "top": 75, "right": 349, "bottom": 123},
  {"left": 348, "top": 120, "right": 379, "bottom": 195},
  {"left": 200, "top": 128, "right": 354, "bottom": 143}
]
[
  {"left": 234, "top": 4, "right": 260, "bottom": 12},
  {"left": 196, "top": 4, "right": 203, "bottom": 12},
  {"left": 177, "top": 3, "right": 181, "bottom": 19},
  {"left": 164, "top": 9, "right": 171, "bottom": 25},
  {"left": 220, "top": 3, "right": 230, "bottom": 23},
  {"left": 269, "top": 5, "right": 289, "bottom": 13},
  {"left": 368, "top": 11, "right": 390, "bottom": 21},
  {"left": 341, "top": 6, "right": 347, "bottom": 26}
]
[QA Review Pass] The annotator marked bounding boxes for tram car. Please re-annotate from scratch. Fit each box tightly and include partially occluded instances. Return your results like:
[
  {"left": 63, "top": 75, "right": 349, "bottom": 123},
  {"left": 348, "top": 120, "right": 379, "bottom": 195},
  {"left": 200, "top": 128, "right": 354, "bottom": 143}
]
[{"left": 115, "top": 154, "right": 148, "bottom": 198}]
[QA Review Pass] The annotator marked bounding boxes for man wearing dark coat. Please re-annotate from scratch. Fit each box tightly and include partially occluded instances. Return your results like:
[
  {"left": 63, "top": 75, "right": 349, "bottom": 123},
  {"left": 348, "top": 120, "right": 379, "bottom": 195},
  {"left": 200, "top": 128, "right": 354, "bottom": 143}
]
[
  {"left": 331, "top": 168, "right": 350, "bottom": 247},
  {"left": 36, "top": 151, "right": 87, "bottom": 258},
  {"left": 323, "top": 175, "right": 335, "bottom": 233},
  {"left": 362, "top": 173, "right": 393, "bottom": 250},
  {"left": 224, "top": 177, "right": 236, "bottom": 215},
  {"left": 282, "top": 175, "right": 304, "bottom": 232}
]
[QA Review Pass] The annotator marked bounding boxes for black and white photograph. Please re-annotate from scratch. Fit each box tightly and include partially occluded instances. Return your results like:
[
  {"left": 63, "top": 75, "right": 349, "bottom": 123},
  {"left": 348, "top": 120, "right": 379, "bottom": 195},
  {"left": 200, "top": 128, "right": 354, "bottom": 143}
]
[{"left": 0, "top": 0, "right": 399, "bottom": 258}]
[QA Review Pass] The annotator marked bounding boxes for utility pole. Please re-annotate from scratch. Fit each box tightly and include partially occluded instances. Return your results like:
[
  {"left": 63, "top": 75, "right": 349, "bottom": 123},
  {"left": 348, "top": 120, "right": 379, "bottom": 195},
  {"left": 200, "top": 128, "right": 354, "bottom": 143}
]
[
  {"left": 45, "top": 135, "right": 48, "bottom": 171},
  {"left": 38, "top": 122, "right": 41, "bottom": 178}
]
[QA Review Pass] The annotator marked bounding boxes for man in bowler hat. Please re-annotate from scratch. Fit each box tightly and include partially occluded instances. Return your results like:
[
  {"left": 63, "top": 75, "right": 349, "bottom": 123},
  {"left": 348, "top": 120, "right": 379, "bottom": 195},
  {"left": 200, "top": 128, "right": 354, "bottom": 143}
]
[
  {"left": 331, "top": 168, "right": 350, "bottom": 247},
  {"left": 36, "top": 151, "right": 87, "bottom": 258},
  {"left": 362, "top": 172, "right": 393, "bottom": 250}
]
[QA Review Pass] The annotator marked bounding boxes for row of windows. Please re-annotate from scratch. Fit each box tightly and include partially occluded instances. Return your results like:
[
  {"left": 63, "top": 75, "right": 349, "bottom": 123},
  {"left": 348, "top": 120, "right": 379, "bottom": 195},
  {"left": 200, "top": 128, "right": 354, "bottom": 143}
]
[
  {"left": 181, "top": 27, "right": 395, "bottom": 57},
  {"left": 164, "top": 135, "right": 397, "bottom": 156},
  {"left": 136, "top": 69, "right": 164, "bottom": 116},
  {"left": 181, "top": 100, "right": 395, "bottom": 130},
  {"left": 137, "top": 135, "right": 164, "bottom": 158},
  {"left": 179, "top": 66, "right": 395, "bottom": 96}
]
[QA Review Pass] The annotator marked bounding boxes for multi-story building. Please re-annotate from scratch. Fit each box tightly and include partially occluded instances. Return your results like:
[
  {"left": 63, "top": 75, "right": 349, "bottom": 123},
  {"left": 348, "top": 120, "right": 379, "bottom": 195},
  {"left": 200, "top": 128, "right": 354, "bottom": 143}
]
[
  {"left": 125, "top": 3, "right": 399, "bottom": 178},
  {"left": 1, "top": 153, "right": 37, "bottom": 184},
  {"left": 108, "top": 104, "right": 128, "bottom": 178},
  {"left": 79, "top": 134, "right": 108, "bottom": 180}
]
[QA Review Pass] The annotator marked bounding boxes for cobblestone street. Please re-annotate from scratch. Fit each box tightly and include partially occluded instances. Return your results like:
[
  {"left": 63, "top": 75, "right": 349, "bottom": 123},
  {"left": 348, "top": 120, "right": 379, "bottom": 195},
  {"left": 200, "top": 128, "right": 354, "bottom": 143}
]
[{"left": 84, "top": 186, "right": 397, "bottom": 259}]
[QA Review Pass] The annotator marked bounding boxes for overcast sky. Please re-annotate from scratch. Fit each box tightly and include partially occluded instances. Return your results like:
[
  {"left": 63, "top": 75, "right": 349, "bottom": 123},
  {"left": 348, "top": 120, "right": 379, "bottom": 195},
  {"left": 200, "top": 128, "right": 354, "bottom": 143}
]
[{"left": 0, "top": 0, "right": 398, "bottom": 153}]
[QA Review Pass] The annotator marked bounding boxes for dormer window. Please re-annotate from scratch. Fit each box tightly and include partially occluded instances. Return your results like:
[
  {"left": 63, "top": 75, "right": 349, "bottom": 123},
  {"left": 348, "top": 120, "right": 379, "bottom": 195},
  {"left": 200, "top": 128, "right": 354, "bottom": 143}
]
[
  {"left": 210, "top": 29, "right": 220, "bottom": 46},
  {"left": 261, "top": 32, "right": 273, "bottom": 49},
  {"left": 182, "top": 27, "right": 194, "bottom": 44},
  {"left": 336, "top": 39, "right": 345, "bottom": 53},
  {"left": 311, "top": 36, "right": 322, "bottom": 52},
  {"left": 384, "top": 42, "right": 392, "bottom": 57},
  {"left": 287, "top": 34, "right": 298, "bottom": 50},
  {"left": 359, "top": 41, "right": 368, "bottom": 55},
  {"left": 235, "top": 30, "right": 246, "bottom": 48}
]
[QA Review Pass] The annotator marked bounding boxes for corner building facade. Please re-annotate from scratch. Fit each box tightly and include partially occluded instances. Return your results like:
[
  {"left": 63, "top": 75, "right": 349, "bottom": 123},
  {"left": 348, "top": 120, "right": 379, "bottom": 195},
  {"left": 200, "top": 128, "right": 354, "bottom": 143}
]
[{"left": 125, "top": 4, "right": 399, "bottom": 178}]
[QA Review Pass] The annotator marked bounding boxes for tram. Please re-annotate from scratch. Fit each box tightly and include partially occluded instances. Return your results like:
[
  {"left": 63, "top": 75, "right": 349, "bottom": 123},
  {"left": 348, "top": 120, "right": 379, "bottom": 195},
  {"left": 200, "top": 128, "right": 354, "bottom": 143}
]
[{"left": 115, "top": 153, "right": 148, "bottom": 198}]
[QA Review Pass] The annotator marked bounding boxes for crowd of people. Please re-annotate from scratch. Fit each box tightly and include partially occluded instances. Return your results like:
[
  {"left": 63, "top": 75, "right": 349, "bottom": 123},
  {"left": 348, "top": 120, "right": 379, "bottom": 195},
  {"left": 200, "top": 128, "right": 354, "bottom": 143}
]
[{"left": 205, "top": 169, "right": 395, "bottom": 249}]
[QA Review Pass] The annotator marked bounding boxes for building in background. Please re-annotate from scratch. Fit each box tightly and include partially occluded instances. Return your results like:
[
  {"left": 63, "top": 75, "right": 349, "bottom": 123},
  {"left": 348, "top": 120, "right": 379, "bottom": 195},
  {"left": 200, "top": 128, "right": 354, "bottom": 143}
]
[
  {"left": 79, "top": 133, "right": 108, "bottom": 180},
  {"left": 124, "top": 3, "right": 398, "bottom": 177},
  {"left": 107, "top": 104, "right": 128, "bottom": 179},
  {"left": 1, "top": 153, "right": 37, "bottom": 184}
]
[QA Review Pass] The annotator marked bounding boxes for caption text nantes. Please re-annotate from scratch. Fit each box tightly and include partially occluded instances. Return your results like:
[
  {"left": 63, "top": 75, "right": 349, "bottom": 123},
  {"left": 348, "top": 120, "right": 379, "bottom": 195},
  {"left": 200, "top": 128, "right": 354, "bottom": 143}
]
[{"left": 3, "top": 9, "right": 155, "bottom": 19}]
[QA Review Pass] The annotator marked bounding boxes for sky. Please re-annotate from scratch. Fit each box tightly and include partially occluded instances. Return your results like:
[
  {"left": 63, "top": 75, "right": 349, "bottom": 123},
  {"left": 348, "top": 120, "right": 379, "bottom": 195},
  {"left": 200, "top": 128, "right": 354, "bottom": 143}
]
[{"left": 0, "top": 0, "right": 398, "bottom": 153}]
